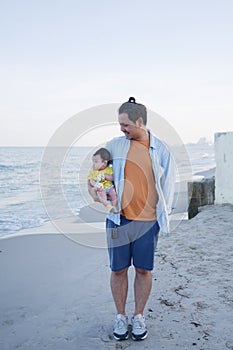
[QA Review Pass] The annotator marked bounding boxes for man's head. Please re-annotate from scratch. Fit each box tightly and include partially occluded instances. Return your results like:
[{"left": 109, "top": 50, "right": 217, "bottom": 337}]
[
  {"left": 119, "top": 97, "right": 147, "bottom": 125},
  {"left": 118, "top": 97, "right": 148, "bottom": 140}
]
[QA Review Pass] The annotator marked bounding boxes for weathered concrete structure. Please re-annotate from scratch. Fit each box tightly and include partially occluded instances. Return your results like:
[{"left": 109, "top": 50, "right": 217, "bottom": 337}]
[
  {"left": 187, "top": 131, "right": 233, "bottom": 218},
  {"left": 188, "top": 177, "right": 215, "bottom": 219},
  {"left": 215, "top": 132, "right": 233, "bottom": 204}
]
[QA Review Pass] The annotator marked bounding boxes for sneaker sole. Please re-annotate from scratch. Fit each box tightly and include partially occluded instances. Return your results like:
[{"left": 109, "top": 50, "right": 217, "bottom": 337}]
[
  {"left": 113, "top": 332, "right": 129, "bottom": 341},
  {"left": 132, "top": 330, "right": 148, "bottom": 341}
]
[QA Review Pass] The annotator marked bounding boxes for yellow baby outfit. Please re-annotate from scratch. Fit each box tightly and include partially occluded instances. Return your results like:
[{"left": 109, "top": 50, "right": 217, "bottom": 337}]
[{"left": 87, "top": 166, "right": 114, "bottom": 189}]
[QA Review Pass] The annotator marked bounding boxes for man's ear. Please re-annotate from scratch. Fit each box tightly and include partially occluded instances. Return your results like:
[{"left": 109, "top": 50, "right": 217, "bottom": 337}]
[
  {"left": 103, "top": 160, "right": 108, "bottom": 166},
  {"left": 136, "top": 117, "right": 144, "bottom": 127}
]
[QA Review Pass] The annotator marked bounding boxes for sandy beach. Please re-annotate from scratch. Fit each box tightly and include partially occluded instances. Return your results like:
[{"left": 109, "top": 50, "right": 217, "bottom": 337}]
[{"left": 0, "top": 203, "right": 233, "bottom": 350}]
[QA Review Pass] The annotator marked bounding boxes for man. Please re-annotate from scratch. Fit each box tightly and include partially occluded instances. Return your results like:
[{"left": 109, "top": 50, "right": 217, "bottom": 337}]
[{"left": 105, "top": 97, "right": 176, "bottom": 341}]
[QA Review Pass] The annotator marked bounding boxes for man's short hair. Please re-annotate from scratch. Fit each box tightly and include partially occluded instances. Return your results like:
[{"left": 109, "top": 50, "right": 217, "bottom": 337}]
[{"left": 118, "top": 97, "right": 147, "bottom": 125}]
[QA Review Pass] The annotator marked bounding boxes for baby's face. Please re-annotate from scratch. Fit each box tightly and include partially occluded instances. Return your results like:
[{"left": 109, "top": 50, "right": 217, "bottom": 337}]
[{"left": 92, "top": 154, "right": 106, "bottom": 171}]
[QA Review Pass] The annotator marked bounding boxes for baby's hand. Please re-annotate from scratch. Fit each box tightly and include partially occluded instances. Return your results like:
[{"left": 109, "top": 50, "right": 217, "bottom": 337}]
[{"left": 97, "top": 174, "right": 105, "bottom": 181}]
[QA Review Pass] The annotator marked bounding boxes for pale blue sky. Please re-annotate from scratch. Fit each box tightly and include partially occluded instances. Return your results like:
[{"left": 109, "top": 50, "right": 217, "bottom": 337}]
[{"left": 0, "top": 0, "right": 232, "bottom": 145}]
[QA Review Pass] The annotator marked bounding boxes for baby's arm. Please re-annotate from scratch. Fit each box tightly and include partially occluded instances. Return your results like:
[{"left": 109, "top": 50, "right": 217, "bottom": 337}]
[{"left": 102, "top": 174, "right": 114, "bottom": 182}]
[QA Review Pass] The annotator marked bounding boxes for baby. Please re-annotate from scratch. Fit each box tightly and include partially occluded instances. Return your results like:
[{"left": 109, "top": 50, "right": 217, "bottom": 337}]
[{"left": 87, "top": 148, "right": 117, "bottom": 213}]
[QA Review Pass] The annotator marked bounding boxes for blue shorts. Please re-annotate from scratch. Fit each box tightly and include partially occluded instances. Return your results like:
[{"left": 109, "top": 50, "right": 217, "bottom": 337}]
[{"left": 106, "top": 215, "right": 160, "bottom": 272}]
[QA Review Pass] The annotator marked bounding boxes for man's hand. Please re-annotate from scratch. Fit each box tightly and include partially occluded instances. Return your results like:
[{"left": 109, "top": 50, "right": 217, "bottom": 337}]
[
  {"left": 89, "top": 178, "right": 97, "bottom": 187},
  {"left": 95, "top": 183, "right": 104, "bottom": 191}
]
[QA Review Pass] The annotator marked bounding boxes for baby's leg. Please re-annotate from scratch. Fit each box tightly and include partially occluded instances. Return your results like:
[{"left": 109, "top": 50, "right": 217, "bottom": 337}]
[
  {"left": 97, "top": 189, "right": 108, "bottom": 206},
  {"left": 107, "top": 187, "right": 118, "bottom": 207},
  {"left": 88, "top": 186, "right": 100, "bottom": 202}
]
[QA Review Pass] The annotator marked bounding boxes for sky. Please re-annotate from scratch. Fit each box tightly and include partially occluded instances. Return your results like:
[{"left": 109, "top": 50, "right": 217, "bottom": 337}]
[{"left": 0, "top": 0, "right": 233, "bottom": 146}]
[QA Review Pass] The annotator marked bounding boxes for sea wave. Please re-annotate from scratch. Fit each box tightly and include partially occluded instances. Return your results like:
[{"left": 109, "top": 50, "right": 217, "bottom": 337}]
[{"left": 0, "top": 144, "right": 216, "bottom": 236}]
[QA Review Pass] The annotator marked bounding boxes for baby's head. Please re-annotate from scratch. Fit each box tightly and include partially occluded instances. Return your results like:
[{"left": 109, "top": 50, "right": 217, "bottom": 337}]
[{"left": 92, "top": 148, "right": 111, "bottom": 171}]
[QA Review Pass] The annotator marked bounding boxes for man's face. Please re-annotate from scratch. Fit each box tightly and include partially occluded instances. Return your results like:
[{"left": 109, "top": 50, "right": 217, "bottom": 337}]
[{"left": 118, "top": 113, "right": 143, "bottom": 140}]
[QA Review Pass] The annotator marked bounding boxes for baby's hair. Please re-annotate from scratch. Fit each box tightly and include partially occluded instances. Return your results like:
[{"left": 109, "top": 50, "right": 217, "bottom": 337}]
[{"left": 93, "top": 148, "right": 112, "bottom": 166}]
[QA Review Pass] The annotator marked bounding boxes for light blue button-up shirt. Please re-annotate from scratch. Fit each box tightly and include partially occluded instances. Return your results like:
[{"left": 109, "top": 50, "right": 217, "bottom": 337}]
[{"left": 105, "top": 132, "right": 176, "bottom": 234}]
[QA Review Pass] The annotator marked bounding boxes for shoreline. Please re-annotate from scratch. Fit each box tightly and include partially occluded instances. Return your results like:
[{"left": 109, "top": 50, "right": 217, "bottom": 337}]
[
  {"left": 0, "top": 162, "right": 216, "bottom": 239},
  {"left": 194, "top": 166, "right": 216, "bottom": 179}
]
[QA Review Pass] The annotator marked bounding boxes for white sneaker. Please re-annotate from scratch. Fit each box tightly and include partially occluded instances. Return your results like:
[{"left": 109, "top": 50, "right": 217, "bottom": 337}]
[
  {"left": 131, "top": 314, "right": 148, "bottom": 341},
  {"left": 113, "top": 314, "right": 129, "bottom": 340}
]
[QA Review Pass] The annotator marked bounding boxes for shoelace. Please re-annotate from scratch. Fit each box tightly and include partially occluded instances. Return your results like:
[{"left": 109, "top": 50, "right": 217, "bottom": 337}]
[
  {"left": 133, "top": 317, "right": 145, "bottom": 330},
  {"left": 115, "top": 317, "right": 127, "bottom": 330}
]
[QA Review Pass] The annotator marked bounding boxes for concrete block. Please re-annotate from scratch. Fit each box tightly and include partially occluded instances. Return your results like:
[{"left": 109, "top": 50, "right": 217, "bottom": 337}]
[
  {"left": 215, "top": 132, "right": 233, "bottom": 204},
  {"left": 188, "top": 177, "right": 215, "bottom": 219}
]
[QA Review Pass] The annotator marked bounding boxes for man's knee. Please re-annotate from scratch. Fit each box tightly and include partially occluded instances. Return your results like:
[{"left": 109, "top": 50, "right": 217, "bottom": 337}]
[
  {"left": 112, "top": 267, "right": 128, "bottom": 277},
  {"left": 135, "top": 267, "right": 152, "bottom": 276}
]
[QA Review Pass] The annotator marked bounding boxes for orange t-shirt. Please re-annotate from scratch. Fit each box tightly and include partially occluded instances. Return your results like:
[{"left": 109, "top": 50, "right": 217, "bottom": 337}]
[{"left": 121, "top": 139, "right": 159, "bottom": 221}]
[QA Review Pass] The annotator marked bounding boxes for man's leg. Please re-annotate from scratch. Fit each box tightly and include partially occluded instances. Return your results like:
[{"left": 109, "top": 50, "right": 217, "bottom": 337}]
[
  {"left": 106, "top": 217, "right": 131, "bottom": 340},
  {"left": 110, "top": 267, "right": 129, "bottom": 315},
  {"left": 130, "top": 221, "right": 159, "bottom": 340},
  {"left": 132, "top": 220, "right": 159, "bottom": 315},
  {"left": 111, "top": 267, "right": 130, "bottom": 341},
  {"left": 134, "top": 268, "right": 152, "bottom": 316}
]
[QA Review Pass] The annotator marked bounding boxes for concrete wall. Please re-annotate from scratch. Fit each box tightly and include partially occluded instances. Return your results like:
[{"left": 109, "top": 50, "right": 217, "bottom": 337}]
[
  {"left": 188, "top": 178, "right": 215, "bottom": 219},
  {"left": 215, "top": 132, "right": 233, "bottom": 204}
]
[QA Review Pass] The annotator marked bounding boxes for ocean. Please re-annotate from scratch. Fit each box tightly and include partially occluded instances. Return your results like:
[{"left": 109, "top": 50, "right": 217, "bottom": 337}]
[{"left": 0, "top": 143, "right": 215, "bottom": 237}]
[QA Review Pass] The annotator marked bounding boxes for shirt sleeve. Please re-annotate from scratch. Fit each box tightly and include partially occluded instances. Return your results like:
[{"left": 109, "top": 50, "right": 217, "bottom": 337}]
[
  {"left": 105, "top": 140, "right": 112, "bottom": 154},
  {"left": 105, "top": 167, "right": 114, "bottom": 175},
  {"left": 160, "top": 143, "right": 176, "bottom": 214}
]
